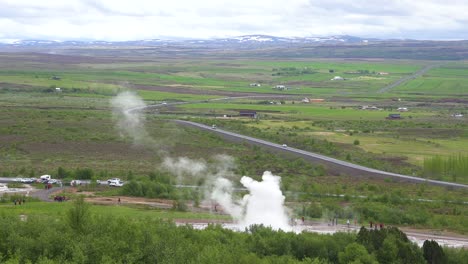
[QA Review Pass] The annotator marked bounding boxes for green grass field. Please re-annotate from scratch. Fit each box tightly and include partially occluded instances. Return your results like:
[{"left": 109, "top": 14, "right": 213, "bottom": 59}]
[
  {"left": 0, "top": 53, "right": 467, "bottom": 235},
  {"left": 0, "top": 201, "right": 229, "bottom": 221}
]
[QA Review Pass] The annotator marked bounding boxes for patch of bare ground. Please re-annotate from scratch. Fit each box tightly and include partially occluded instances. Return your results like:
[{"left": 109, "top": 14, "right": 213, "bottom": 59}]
[
  {"left": 0, "top": 135, "right": 24, "bottom": 147},
  {"left": 83, "top": 194, "right": 226, "bottom": 214},
  {"left": 0, "top": 82, "right": 41, "bottom": 89},
  {"left": 85, "top": 196, "right": 174, "bottom": 208},
  {"left": 20, "top": 142, "right": 156, "bottom": 160},
  {"left": 436, "top": 98, "right": 468, "bottom": 104}
]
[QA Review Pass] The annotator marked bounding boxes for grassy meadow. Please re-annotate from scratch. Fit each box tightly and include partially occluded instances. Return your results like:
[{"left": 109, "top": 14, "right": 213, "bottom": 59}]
[{"left": 0, "top": 52, "right": 467, "bottom": 235}]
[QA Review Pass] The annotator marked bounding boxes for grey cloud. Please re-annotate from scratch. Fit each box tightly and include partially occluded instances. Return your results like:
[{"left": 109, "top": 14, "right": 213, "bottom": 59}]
[{"left": 0, "top": 0, "right": 467, "bottom": 41}]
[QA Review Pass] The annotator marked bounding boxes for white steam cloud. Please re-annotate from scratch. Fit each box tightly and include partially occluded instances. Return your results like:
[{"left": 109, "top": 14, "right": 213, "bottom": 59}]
[
  {"left": 211, "top": 171, "right": 292, "bottom": 231},
  {"left": 111, "top": 91, "right": 153, "bottom": 146},
  {"left": 162, "top": 157, "right": 207, "bottom": 182},
  {"left": 111, "top": 92, "right": 292, "bottom": 231}
]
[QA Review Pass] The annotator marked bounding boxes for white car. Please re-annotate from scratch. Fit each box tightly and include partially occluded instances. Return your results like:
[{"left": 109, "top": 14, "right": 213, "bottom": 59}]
[
  {"left": 109, "top": 181, "right": 124, "bottom": 187},
  {"left": 282, "top": 144, "right": 288, "bottom": 148},
  {"left": 107, "top": 178, "right": 121, "bottom": 184},
  {"left": 48, "top": 179, "right": 60, "bottom": 184},
  {"left": 20, "top": 178, "right": 35, "bottom": 183}
]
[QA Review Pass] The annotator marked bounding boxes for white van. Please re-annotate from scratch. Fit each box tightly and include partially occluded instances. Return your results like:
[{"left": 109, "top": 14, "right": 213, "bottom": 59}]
[{"left": 40, "top": 175, "right": 51, "bottom": 182}]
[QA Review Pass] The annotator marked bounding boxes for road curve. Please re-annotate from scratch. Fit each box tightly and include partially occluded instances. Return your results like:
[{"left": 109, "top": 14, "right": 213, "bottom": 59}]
[
  {"left": 125, "top": 96, "right": 466, "bottom": 189},
  {"left": 174, "top": 120, "right": 467, "bottom": 189}
]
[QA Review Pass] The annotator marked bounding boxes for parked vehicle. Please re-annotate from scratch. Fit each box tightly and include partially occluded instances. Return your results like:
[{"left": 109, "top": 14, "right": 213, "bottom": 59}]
[
  {"left": 107, "top": 178, "right": 121, "bottom": 184},
  {"left": 20, "top": 178, "right": 35, "bottom": 183},
  {"left": 109, "top": 181, "right": 124, "bottom": 187},
  {"left": 40, "top": 175, "right": 51, "bottom": 182},
  {"left": 70, "top": 180, "right": 82, "bottom": 186}
]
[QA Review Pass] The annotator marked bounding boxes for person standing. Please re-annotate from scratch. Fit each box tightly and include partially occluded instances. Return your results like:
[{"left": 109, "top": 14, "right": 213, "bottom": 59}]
[{"left": 347, "top": 219, "right": 350, "bottom": 228}]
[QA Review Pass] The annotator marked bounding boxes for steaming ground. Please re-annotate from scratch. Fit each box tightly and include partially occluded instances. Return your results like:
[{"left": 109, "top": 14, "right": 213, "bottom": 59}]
[
  {"left": 111, "top": 92, "right": 293, "bottom": 231},
  {"left": 212, "top": 171, "right": 291, "bottom": 231}
]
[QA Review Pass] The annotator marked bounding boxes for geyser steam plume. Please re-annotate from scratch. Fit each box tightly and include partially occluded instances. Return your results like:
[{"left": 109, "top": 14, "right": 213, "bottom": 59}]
[
  {"left": 111, "top": 91, "right": 154, "bottom": 146},
  {"left": 211, "top": 171, "right": 291, "bottom": 231}
]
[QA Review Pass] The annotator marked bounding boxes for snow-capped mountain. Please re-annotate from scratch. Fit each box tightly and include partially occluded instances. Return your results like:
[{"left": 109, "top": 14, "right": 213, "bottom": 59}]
[{"left": 0, "top": 35, "right": 373, "bottom": 48}]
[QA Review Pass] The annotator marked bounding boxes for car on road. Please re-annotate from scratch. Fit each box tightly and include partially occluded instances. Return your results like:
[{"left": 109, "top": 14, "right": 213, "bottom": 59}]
[
  {"left": 107, "top": 178, "right": 121, "bottom": 184},
  {"left": 109, "top": 181, "right": 124, "bottom": 187},
  {"left": 282, "top": 144, "right": 288, "bottom": 148},
  {"left": 47, "top": 179, "right": 60, "bottom": 184},
  {"left": 40, "top": 175, "right": 51, "bottom": 182},
  {"left": 212, "top": 124, "right": 217, "bottom": 129},
  {"left": 20, "top": 178, "right": 35, "bottom": 183}
]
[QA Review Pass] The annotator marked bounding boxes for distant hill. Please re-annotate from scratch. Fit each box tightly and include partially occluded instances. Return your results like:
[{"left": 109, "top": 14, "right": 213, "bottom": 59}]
[
  {"left": 1, "top": 35, "right": 467, "bottom": 60},
  {"left": 0, "top": 35, "right": 374, "bottom": 48}
]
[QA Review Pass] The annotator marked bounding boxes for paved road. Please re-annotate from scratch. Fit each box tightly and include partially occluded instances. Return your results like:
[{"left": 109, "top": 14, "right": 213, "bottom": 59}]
[
  {"left": 377, "top": 64, "right": 439, "bottom": 93},
  {"left": 174, "top": 120, "right": 467, "bottom": 189},
  {"left": 126, "top": 95, "right": 467, "bottom": 189}
]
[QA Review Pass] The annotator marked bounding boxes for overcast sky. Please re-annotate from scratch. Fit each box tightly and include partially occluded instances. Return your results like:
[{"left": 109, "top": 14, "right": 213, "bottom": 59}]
[{"left": 1, "top": 0, "right": 467, "bottom": 42}]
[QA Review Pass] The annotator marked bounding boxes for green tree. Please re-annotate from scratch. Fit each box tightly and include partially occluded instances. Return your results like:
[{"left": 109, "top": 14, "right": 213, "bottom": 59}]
[
  {"left": 423, "top": 240, "right": 446, "bottom": 264},
  {"left": 338, "top": 242, "right": 377, "bottom": 264},
  {"left": 57, "top": 167, "right": 68, "bottom": 179},
  {"left": 66, "top": 195, "right": 90, "bottom": 234}
]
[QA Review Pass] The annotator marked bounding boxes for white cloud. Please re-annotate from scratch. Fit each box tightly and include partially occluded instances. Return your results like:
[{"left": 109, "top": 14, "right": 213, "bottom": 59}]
[{"left": 0, "top": 0, "right": 466, "bottom": 41}]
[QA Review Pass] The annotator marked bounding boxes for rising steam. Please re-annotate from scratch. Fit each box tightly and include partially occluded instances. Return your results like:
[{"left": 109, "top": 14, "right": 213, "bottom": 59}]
[
  {"left": 111, "top": 91, "right": 153, "bottom": 146},
  {"left": 211, "top": 171, "right": 292, "bottom": 231},
  {"left": 111, "top": 92, "right": 292, "bottom": 231},
  {"left": 162, "top": 157, "right": 207, "bottom": 183}
]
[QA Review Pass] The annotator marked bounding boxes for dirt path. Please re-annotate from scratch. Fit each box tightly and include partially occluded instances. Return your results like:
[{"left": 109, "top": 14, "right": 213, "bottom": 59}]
[{"left": 30, "top": 187, "right": 66, "bottom": 202}]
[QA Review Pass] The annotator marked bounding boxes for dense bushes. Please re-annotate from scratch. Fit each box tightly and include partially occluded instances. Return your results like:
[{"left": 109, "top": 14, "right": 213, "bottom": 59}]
[
  {"left": 120, "top": 172, "right": 175, "bottom": 199},
  {"left": 423, "top": 154, "right": 468, "bottom": 183},
  {"left": 0, "top": 201, "right": 462, "bottom": 264}
]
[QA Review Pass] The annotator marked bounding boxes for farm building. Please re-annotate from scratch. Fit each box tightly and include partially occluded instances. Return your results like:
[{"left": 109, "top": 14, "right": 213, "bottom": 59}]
[
  {"left": 360, "top": 105, "right": 381, "bottom": 110},
  {"left": 302, "top": 98, "right": 325, "bottom": 103},
  {"left": 397, "top": 107, "right": 408, "bottom": 112},
  {"left": 239, "top": 110, "right": 257, "bottom": 118},
  {"left": 274, "top": 85, "right": 288, "bottom": 90},
  {"left": 386, "top": 113, "right": 401, "bottom": 120},
  {"left": 331, "top": 76, "right": 344, "bottom": 81},
  {"left": 310, "top": 98, "right": 325, "bottom": 103}
]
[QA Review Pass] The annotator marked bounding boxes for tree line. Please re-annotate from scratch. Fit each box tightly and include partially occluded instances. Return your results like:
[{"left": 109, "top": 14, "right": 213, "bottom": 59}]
[{"left": 0, "top": 197, "right": 466, "bottom": 263}]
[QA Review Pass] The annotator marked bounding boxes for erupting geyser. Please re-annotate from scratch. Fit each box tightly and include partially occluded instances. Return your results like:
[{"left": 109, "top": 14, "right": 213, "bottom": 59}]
[{"left": 211, "top": 171, "right": 291, "bottom": 231}]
